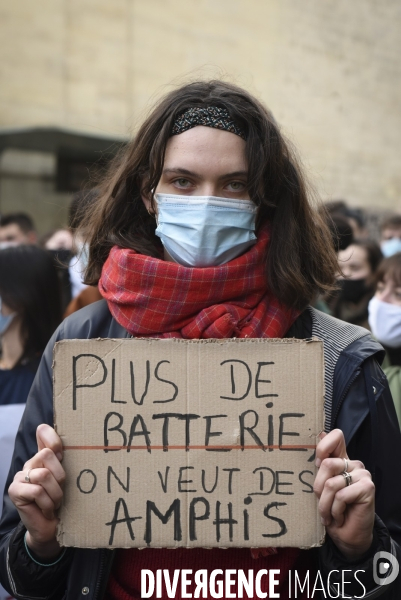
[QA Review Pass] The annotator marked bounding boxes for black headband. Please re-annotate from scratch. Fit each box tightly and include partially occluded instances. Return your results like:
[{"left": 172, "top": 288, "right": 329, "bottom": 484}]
[{"left": 171, "top": 106, "right": 246, "bottom": 140}]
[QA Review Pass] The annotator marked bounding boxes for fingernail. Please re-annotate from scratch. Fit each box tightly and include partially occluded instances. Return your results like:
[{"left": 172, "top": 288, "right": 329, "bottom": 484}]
[
  {"left": 56, "top": 452, "right": 62, "bottom": 461},
  {"left": 320, "top": 517, "right": 326, "bottom": 526},
  {"left": 315, "top": 458, "right": 321, "bottom": 467}
]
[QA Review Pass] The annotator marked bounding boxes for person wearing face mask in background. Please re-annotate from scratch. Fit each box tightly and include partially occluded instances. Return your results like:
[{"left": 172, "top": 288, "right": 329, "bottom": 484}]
[
  {"left": 0, "top": 246, "right": 62, "bottom": 600},
  {"left": 369, "top": 252, "right": 401, "bottom": 428},
  {"left": 328, "top": 240, "right": 382, "bottom": 328},
  {"left": 0, "top": 246, "right": 62, "bottom": 507},
  {"left": 380, "top": 214, "right": 401, "bottom": 258}
]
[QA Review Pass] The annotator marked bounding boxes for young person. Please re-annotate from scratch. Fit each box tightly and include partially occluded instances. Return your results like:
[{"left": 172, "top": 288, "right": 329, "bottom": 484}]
[
  {"left": 329, "top": 240, "right": 383, "bottom": 328},
  {"left": 380, "top": 215, "right": 401, "bottom": 258},
  {"left": 369, "top": 252, "right": 401, "bottom": 428},
  {"left": 0, "top": 244, "right": 62, "bottom": 486},
  {"left": 0, "top": 213, "right": 37, "bottom": 248},
  {"left": 0, "top": 245, "right": 62, "bottom": 403},
  {"left": 0, "top": 245, "right": 62, "bottom": 598},
  {"left": 1, "top": 81, "right": 400, "bottom": 599}
]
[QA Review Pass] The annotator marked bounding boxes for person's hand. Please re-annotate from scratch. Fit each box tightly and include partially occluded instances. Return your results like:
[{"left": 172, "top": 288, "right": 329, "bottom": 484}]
[
  {"left": 314, "top": 429, "right": 375, "bottom": 560},
  {"left": 8, "top": 424, "right": 65, "bottom": 560}
]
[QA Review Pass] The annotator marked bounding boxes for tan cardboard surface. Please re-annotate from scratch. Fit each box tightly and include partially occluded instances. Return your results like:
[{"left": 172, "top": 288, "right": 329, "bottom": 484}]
[{"left": 54, "top": 338, "right": 325, "bottom": 549}]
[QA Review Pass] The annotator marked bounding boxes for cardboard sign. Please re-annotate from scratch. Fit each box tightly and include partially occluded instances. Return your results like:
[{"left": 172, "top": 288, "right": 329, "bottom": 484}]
[{"left": 54, "top": 338, "right": 325, "bottom": 549}]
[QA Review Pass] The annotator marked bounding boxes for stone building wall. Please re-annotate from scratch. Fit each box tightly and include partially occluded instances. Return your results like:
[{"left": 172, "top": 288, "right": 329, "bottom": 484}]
[{"left": 0, "top": 0, "right": 400, "bottom": 228}]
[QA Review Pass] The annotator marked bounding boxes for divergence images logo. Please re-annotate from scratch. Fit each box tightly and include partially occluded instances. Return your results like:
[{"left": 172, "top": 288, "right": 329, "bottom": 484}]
[{"left": 373, "top": 551, "right": 399, "bottom": 586}]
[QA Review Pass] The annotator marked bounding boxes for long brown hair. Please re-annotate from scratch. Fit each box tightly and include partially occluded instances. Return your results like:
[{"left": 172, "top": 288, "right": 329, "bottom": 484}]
[
  {"left": 84, "top": 80, "right": 337, "bottom": 310},
  {"left": 0, "top": 245, "right": 62, "bottom": 363}
]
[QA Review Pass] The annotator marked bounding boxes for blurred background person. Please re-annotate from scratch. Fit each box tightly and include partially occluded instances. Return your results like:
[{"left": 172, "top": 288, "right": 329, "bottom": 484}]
[
  {"left": 324, "top": 200, "right": 368, "bottom": 240},
  {"left": 328, "top": 240, "right": 382, "bottom": 328},
  {"left": 41, "top": 228, "right": 73, "bottom": 252},
  {"left": 64, "top": 190, "right": 102, "bottom": 316},
  {"left": 380, "top": 214, "right": 401, "bottom": 257},
  {"left": 0, "top": 213, "right": 37, "bottom": 248},
  {"left": 0, "top": 245, "right": 62, "bottom": 521},
  {"left": 323, "top": 211, "right": 355, "bottom": 253},
  {"left": 67, "top": 191, "right": 92, "bottom": 299},
  {"left": 40, "top": 228, "right": 74, "bottom": 314},
  {"left": 369, "top": 252, "right": 401, "bottom": 428},
  {"left": 314, "top": 206, "right": 355, "bottom": 314}
]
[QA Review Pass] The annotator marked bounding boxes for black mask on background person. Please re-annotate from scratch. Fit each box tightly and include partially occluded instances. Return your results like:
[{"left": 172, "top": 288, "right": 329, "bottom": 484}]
[{"left": 338, "top": 278, "right": 368, "bottom": 303}]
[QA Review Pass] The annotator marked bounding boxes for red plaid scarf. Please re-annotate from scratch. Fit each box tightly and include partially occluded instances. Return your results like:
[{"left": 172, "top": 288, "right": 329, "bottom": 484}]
[
  {"left": 100, "top": 230, "right": 310, "bottom": 585},
  {"left": 99, "top": 227, "right": 299, "bottom": 339}
]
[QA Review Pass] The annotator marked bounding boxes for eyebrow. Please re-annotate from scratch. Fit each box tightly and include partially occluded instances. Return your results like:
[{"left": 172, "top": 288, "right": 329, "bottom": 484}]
[{"left": 162, "top": 168, "right": 248, "bottom": 180}]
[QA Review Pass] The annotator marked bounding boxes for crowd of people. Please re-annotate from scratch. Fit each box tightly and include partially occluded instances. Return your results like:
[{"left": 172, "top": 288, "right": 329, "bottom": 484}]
[
  {"left": 0, "top": 80, "right": 400, "bottom": 599},
  {"left": 5, "top": 200, "right": 400, "bottom": 426},
  {"left": 317, "top": 206, "right": 401, "bottom": 427}
]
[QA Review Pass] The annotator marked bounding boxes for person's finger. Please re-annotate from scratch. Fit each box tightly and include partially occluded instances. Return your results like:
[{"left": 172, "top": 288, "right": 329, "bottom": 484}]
[
  {"left": 9, "top": 480, "right": 58, "bottom": 520},
  {"left": 36, "top": 424, "right": 63, "bottom": 462},
  {"left": 318, "top": 468, "right": 372, "bottom": 526},
  {"left": 315, "top": 429, "right": 347, "bottom": 467},
  {"left": 314, "top": 458, "right": 364, "bottom": 497},
  {"left": 15, "top": 468, "right": 63, "bottom": 509},
  {"left": 330, "top": 477, "right": 375, "bottom": 527},
  {"left": 8, "top": 479, "right": 59, "bottom": 544},
  {"left": 23, "top": 448, "right": 65, "bottom": 486}
]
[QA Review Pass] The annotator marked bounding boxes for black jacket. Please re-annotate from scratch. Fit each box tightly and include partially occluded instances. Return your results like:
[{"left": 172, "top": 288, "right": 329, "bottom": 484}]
[{"left": 1, "top": 302, "right": 401, "bottom": 599}]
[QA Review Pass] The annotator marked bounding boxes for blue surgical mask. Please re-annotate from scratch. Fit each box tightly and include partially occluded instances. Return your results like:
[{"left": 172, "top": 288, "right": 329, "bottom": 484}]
[
  {"left": 155, "top": 194, "right": 257, "bottom": 267},
  {"left": 368, "top": 296, "right": 401, "bottom": 348},
  {"left": 381, "top": 238, "right": 401, "bottom": 258},
  {"left": 0, "top": 297, "right": 16, "bottom": 336}
]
